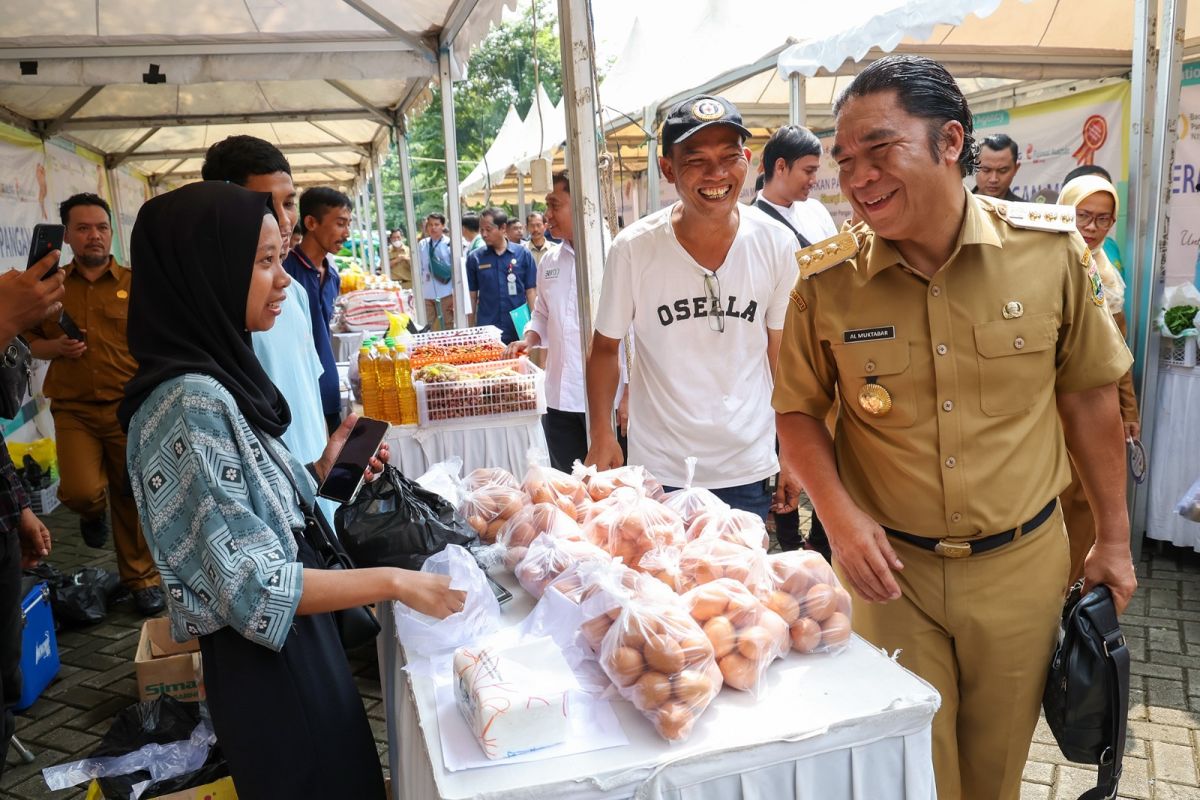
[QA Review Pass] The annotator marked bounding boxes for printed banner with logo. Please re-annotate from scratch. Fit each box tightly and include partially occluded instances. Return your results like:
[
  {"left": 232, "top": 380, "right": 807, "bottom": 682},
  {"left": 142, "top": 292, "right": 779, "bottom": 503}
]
[
  {"left": 0, "top": 131, "right": 51, "bottom": 272},
  {"left": 1165, "top": 64, "right": 1200, "bottom": 288}
]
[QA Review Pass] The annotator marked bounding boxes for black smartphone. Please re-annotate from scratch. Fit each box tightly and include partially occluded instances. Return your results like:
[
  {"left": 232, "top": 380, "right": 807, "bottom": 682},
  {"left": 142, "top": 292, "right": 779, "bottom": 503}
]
[
  {"left": 27, "top": 224, "right": 65, "bottom": 277},
  {"left": 316, "top": 417, "right": 390, "bottom": 504},
  {"left": 58, "top": 311, "right": 85, "bottom": 342}
]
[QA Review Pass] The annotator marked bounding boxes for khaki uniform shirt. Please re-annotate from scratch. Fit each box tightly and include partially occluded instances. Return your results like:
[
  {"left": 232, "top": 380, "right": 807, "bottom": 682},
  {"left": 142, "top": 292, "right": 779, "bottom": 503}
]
[
  {"left": 27, "top": 257, "right": 137, "bottom": 404},
  {"left": 773, "top": 191, "right": 1132, "bottom": 538},
  {"left": 389, "top": 244, "right": 413, "bottom": 289}
]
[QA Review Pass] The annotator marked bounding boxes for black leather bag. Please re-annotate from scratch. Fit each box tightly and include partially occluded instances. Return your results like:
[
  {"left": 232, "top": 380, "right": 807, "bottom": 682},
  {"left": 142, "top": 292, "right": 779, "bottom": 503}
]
[
  {"left": 1043, "top": 582, "right": 1130, "bottom": 800},
  {"left": 260, "top": 436, "right": 381, "bottom": 651},
  {"left": 1, "top": 335, "right": 33, "bottom": 420}
]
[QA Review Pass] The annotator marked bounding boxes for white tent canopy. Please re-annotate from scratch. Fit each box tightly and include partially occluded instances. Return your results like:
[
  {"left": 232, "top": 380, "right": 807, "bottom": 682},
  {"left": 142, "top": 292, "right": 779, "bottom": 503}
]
[
  {"left": 460, "top": 103, "right": 523, "bottom": 197},
  {"left": 515, "top": 85, "right": 564, "bottom": 173},
  {"left": 0, "top": 0, "right": 516, "bottom": 185}
]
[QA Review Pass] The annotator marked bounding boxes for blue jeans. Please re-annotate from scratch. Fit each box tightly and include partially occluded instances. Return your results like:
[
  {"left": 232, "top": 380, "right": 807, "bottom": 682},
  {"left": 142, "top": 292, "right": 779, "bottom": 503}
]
[{"left": 662, "top": 480, "right": 772, "bottom": 521}]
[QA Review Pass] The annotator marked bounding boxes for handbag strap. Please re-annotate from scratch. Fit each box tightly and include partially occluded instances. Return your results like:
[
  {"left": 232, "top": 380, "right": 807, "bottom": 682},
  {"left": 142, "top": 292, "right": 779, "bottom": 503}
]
[
  {"left": 754, "top": 198, "right": 812, "bottom": 248},
  {"left": 1077, "top": 593, "right": 1130, "bottom": 800},
  {"left": 254, "top": 432, "right": 349, "bottom": 569}
]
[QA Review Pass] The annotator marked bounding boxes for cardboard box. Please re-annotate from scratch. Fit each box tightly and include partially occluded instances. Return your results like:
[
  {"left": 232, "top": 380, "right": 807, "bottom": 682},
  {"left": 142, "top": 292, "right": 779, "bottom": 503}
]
[
  {"left": 87, "top": 776, "right": 237, "bottom": 799},
  {"left": 134, "top": 617, "right": 205, "bottom": 703}
]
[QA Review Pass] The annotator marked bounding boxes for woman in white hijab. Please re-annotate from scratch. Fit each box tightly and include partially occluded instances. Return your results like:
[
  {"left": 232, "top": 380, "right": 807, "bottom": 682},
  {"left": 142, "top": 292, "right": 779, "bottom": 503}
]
[{"left": 1057, "top": 174, "right": 1140, "bottom": 583}]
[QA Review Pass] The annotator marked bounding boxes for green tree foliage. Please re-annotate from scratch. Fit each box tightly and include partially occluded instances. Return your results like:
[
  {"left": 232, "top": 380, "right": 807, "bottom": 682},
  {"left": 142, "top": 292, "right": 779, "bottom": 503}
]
[{"left": 377, "top": 0, "right": 563, "bottom": 237}]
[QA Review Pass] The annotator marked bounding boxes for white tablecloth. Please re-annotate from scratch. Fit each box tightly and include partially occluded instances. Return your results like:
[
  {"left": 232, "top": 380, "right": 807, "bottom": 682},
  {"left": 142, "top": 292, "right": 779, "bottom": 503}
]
[
  {"left": 1147, "top": 366, "right": 1200, "bottom": 551},
  {"left": 383, "top": 415, "right": 547, "bottom": 478},
  {"left": 377, "top": 574, "right": 939, "bottom": 800}
]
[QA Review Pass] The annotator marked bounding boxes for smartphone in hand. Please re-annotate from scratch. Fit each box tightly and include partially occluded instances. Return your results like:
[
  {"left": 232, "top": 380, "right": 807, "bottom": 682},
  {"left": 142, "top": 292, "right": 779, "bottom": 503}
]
[
  {"left": 28, "top": 224, "right": 65, "bottom": 277},
  {"left": 58, "top": 311, "right": 86, "bottom": 343},
  {"left": 317, "top": 417, "right": 390, "bottom": 504}
]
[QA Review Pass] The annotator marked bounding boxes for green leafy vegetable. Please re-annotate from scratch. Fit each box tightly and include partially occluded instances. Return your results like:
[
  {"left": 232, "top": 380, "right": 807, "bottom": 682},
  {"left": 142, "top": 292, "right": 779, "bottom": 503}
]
[{"left": 1165, "top": 305, "right": 1199, "bottom": 336}]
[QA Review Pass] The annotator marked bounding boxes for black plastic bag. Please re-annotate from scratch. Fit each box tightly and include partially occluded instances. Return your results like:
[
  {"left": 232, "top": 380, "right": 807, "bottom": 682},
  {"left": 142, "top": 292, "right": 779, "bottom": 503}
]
[
  {"left": 335, "top": 464, "right": 478, "bottom": 570},
  {"left": 24, "top": 563, "right": 130, "bottom": 626},
  {"left": 92, "top": 696, "right": 229, "bottom": 799}
]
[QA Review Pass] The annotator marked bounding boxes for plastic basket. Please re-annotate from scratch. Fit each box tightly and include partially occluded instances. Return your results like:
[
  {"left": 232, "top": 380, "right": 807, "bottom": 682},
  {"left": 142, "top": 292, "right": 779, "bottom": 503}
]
[
  {"left": 28, "top": 482, "right": 60, "bottom": 515},
  {"left": 409, "top": 325, "right": 507, "bottom": 368},
  {"left": 1161, "top": 336, "right": 1197, "bottom": 368},
  {"left": 415, "top": 357, "right": 546, "bottom": 426}
]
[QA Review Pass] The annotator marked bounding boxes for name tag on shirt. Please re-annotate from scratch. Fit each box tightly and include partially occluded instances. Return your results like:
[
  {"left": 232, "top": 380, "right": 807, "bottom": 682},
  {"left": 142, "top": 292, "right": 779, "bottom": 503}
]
[
  {"left": 843, "top": 326, "right": 895, "bottom": 343},
  {"left": 479, "top": 262, "right": 493, "bottom": 269},
  {"left": 544, "top": 267, "right": 560, "bottom": 279}
]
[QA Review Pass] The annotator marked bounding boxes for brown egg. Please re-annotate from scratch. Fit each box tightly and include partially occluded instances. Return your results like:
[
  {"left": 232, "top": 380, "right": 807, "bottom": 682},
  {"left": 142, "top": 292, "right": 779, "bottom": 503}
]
[
  {"left": 467, "top": 514, "right": 487, "bottom": 534},
  {"left": 805, "top": 583, "right": 837, "bottom": 622},
  {"left": 632, "top": 671, "right": 672, "bottom": 710},
  {"left": 580, "top": 614, "right": 612, "bottom": 653},
  {"left": 724, "top": 593, "right": 758, "bottom": 627},
  {"left": 500, "top": 495, "right": 525, "bottom": 519},
  {"left": 736, "top": 626, "right": 773, "bottom": 661},
  {"left": 644, "top": 634, "right": 685, "bottom": 675},
  {"left": 656, "top": 702, "right": 694, "bottom": 740},
  {"left": 789, "top": 617, "right": 821, "bottom": 653},
  {"left": 703, "top": 615, "right": 736, "bottom": 658},
  {"left": 718, "top": 652, "right": 757, "bottom": 691},
  {"left": 760, "top": 608, "right": 790, "bottom": 651},
  {"left": 835, "top": 586, "right": 853, "bottom": 613},
  {"left": 503, "top": 545, "right": 528, "bottom": 571},
  {"left": 609, "top": 646, "right": 645, "bottom": 687},
  {"left": 672, "top": 669, "right": 713, "bottom": 708},
  {"left": 820, "top": 612, "right": 852, "bottom": 650},
  {"left": 765, "top": 590, "right": 801, "bottom": 625},
  {"left": 651, "top": 569, "right": 680, "bottom": 592},
  {"left": 676, "top": 632, "right": 713, "bottom": 668}
]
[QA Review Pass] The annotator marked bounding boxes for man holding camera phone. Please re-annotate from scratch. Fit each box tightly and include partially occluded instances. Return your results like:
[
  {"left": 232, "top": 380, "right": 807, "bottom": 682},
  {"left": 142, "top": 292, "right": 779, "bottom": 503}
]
[{"left": 24, "top": 194, "right": 164, "bottom": 616}]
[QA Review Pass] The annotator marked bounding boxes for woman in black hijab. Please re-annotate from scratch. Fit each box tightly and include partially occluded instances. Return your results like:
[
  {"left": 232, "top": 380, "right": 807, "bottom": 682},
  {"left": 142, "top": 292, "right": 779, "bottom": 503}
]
[{"left": 122, "top": 182, "right": 464, "bottom": 799}]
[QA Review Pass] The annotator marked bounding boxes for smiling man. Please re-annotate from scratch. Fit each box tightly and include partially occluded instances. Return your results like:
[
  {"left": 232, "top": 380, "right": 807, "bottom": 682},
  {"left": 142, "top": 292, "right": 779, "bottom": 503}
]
[
  {"left": 585, "top": 95, "right": 800, "bottom": 520},
  {"left": 773, "top": 55, "right": 1136, "bottom": 800},
  {"left": 755, "top": 124, "right": 837, "bottom": 246},
  {"left": 284, "top": 187, "right": 351, "bottom": 433}
]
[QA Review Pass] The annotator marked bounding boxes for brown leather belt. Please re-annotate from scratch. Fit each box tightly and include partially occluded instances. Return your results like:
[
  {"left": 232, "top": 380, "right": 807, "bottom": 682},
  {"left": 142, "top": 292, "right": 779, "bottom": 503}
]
[{"left": 883, "top": 499, "right": 1058, "bottom": 558}]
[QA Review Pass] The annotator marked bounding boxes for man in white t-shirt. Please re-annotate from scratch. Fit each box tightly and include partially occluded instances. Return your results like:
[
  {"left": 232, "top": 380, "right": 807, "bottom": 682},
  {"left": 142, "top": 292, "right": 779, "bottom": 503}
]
[
  {"left": 586, "top": 94, "right": 801, "bottom": 519},
  {"left": 754, "top": 125, "right": 837, "bottom": 245}
]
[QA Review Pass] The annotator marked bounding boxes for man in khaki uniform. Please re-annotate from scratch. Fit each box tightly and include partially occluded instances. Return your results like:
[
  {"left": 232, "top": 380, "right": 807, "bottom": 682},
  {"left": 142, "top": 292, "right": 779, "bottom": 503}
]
[
  {"left": 773, "top": 55, "right": 1137, "bottom": 800},
  {"left": 26, "top": 193, "right": 164, "bottom": 616}
]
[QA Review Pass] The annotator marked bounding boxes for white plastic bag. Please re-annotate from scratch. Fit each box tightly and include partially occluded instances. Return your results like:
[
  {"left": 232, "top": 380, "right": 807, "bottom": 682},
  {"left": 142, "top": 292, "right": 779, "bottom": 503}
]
[
  {"left": 394, "top": 544, "right": 501, "bottom": 665},
  {"left": 416, "top": 457, "right": 465, "bottom": 509},
  {"left": 1156, "top": 283, "right": 1200, "bottom": 338},
  {"left": 42, "top": 720, "right": 216, "bottom": 795},
  {"left": 1177, "top": 473, "right": 1200, "bottom": 522},
  {"left": 661, "top": 457, "right": 730, "bottom": 528}
]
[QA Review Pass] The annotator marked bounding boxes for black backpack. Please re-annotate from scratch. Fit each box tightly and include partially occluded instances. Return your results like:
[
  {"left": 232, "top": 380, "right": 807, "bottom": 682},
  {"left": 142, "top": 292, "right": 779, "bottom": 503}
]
[{"left": 1042, "top": 583, "right": 1130, "bottom": 800}]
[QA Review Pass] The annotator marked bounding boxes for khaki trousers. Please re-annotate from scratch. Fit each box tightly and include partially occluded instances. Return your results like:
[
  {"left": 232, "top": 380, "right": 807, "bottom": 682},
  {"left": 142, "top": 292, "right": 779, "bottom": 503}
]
[
  {"left": 842, "top": 506, "right": 1070, "bottom": 800},
  {"left": 53, "top": 401, "right": 159, "bottom": 590}
]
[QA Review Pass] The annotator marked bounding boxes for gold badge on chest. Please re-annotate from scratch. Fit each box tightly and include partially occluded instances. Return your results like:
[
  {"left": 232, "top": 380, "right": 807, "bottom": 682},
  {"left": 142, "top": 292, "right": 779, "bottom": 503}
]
[
  {"left": 858, "top": 380, "right": 893, "bottom": 416},
  {"left": 1002, "top": 300, "right": 1023, "bottom": 319}
]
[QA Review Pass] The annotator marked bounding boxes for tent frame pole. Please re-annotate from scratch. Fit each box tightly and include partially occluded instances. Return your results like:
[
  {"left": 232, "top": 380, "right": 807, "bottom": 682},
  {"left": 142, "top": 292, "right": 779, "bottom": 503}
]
[
  {"left": 358, "top": 178, "right": 376, "bottom": 271},
  {"left": 644, "top": 104, "right": 659, "bottom": 214},
  {"left": 372, "top": 147, "right": 391, "bottom": 280},
  {"left": 398, "top": 130, "right": 425, "bottom": 324},
  {"left": 439, "top": 44, "right": 467, "bottom": 329},
  {"left": 558, "top": 0, "right": 606, "bottom": 432},
  {"left": 789, "top": 74, "right": 806, "bottom": 127},
  {"left": 517, "top": 177, "right": 527, "bottom": 231},
  {"left": 1130, "top": 0, "right": 1187, "bottom": 558}
]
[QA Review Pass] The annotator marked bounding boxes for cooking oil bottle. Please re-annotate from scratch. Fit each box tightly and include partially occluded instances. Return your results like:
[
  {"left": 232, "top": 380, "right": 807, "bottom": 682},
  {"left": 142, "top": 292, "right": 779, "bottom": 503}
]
[
  {"left": 377, "top": 339, "right": 400, "bottom": 424},
  {"left": 358, "top": 343, "right": 381, "bottom": 419},
  {"left": 392, "top": 341, "right": 419, "bottom": 425}
]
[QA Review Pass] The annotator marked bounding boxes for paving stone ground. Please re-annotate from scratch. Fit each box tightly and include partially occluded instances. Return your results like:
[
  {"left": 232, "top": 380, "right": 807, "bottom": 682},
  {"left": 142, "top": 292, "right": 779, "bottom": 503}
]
[{"left": 3, "top": 504, "right": 1198, "bottom": 799}]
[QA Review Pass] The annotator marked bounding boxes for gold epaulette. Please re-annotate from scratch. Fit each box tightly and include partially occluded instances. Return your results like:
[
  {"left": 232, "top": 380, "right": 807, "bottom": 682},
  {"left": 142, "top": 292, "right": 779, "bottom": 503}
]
[
  {"left": 986, "top": 200, "right": 1078, "bottom": 233},
  {"left": 795, "top": 231, "right": 858, "bottom": 280}
]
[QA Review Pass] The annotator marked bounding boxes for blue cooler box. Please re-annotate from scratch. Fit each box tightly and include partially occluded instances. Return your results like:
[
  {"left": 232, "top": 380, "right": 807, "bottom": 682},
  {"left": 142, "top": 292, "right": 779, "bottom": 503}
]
[{"left": 15, "top": 580, "right": 60, "bottom": 711}]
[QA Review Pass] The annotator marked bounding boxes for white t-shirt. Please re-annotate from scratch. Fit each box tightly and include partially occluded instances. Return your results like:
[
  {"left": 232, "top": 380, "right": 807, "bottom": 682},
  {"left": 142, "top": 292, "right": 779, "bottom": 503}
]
[
  {"left": 594, "top": 205, "right": 798, "bottom": 489},
  {"left": 755, "top": 193, "right": 838, "bottom": 244}
]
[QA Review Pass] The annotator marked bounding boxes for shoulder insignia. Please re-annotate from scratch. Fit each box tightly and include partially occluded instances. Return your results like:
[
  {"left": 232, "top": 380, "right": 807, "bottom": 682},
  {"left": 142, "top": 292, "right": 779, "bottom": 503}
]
[
  {"left": 789, "top": 289, "right": 808, "bottom": 312},
  {"left": 1082, "top": 247, "right": 1105, "bottom": 306},
  {"left": 795, "top": 231, "right": 858, "bottom": 280},
  {"left": 989, "top": 201, "right": 1077, "bottom": 233}
]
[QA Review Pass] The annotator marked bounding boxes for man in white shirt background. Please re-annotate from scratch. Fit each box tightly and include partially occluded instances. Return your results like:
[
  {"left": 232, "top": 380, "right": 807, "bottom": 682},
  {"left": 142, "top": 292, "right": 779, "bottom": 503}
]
[
  {"left": 417, "top": 212, "right": 456, "bottom": 330},
  {"left": 585, "top": 95, "right": 800, "bottom": 519},
  {"left": 752, "top": 124, "right": 837, "bottom": 555},
  {"left": 754, "top": 124, "right": 838, "bottom": 246}
]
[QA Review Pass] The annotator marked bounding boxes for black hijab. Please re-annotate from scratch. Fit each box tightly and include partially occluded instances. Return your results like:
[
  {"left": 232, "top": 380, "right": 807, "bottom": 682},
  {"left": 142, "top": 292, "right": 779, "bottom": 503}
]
[{"left": 119, "top": 181, "right": 291, "bottom": 437}]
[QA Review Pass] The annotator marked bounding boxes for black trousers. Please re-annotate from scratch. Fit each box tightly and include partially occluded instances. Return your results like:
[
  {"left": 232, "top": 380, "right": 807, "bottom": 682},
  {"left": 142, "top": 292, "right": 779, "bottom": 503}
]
[
  {"left": 0, "top": 530, "right": 23, "bottom": 779},
  {"left": 542, "top": 408, "right": 588, "bottom": 473}
]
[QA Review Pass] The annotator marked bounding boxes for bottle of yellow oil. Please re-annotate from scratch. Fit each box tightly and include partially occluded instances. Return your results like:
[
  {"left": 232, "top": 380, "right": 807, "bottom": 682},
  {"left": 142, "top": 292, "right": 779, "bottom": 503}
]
[
  {"left": 358, "top": 343, "right": 381, "bottom": 419},
  {"left": 377, "top": 339, "right": 400, "bottom": 424},
  {"left": 393, "top": 341, "right": 419, "bottom": 425}
]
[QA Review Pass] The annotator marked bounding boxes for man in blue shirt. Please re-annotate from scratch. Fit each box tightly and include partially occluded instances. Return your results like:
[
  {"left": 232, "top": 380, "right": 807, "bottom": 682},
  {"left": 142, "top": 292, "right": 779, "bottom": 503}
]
[
  {"left": 466, "top": 208, "right": 537, "bottom": 344},
  {"left": 284, "top": 187, "right": 350, "bottom": 433}
]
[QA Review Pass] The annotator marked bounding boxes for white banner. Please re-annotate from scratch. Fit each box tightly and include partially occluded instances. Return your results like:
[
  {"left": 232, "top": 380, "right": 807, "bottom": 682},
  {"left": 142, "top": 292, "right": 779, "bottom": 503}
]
[
  {"left": 1165, "top": 67, "right": 1200, "bottom": 287},
  {"left": 0, "top": 136, "right": 49, "bottom": 272},
  {"left": 114, "top": 166, "right": 150, "bottom": 263}
]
